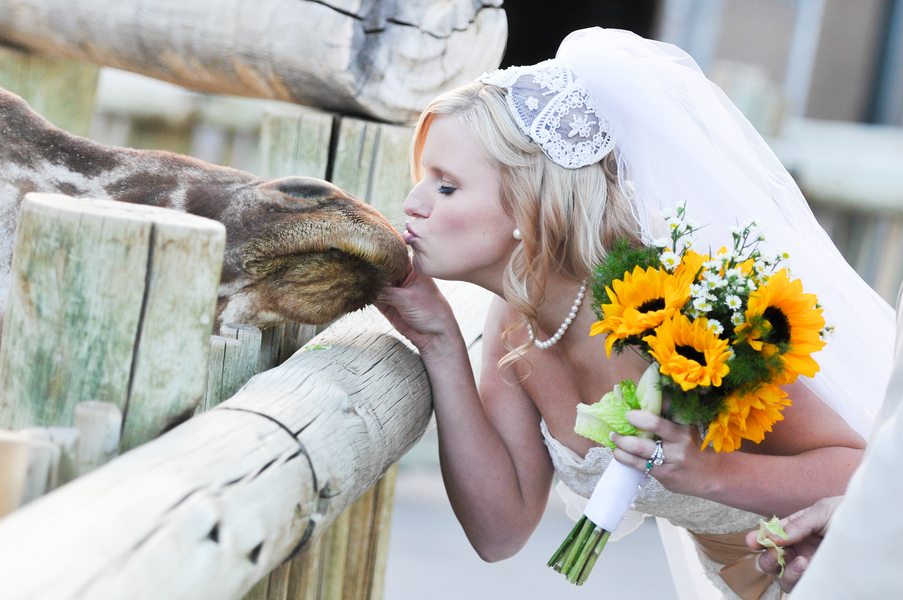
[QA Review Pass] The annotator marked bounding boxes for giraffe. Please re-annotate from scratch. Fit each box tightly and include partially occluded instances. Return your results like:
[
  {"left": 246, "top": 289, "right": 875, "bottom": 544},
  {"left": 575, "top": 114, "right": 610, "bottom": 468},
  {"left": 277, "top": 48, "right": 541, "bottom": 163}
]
[{"left": 0, "top": 87, "right": 411, "bottom": 339}]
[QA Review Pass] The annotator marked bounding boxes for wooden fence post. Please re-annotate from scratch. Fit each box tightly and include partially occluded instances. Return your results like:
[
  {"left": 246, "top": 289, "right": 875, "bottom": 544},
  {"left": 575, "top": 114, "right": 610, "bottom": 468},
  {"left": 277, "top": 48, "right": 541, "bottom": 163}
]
[
  {"left": 0, "top": 193, "right": 225, "bottom": 451},
  {"left": 0, "top": 431, "right": 29, "bottom": 518}
]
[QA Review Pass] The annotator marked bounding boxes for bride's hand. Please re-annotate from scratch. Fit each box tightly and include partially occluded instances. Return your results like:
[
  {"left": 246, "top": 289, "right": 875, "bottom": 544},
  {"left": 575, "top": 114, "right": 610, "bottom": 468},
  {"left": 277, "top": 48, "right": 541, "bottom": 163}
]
[
  {"left": 609, "top": 410, "right": 718, "bottom": 496},
  {"left": 375, "top": 269, "right": 460, "bottom": 356}
]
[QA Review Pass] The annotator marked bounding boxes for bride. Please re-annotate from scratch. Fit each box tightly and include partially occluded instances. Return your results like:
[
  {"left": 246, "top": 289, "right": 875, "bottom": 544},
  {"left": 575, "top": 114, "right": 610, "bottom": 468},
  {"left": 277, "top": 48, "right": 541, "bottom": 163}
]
[{"left": 377, "top": 27, "right": 895, "bottom": 599}]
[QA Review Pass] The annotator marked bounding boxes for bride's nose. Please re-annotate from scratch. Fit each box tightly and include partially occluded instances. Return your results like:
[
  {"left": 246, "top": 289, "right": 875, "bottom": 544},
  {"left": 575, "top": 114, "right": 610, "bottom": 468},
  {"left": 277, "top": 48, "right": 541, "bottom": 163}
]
[{"left": 403, "top": 180, "right": 431, "bottom": 218}]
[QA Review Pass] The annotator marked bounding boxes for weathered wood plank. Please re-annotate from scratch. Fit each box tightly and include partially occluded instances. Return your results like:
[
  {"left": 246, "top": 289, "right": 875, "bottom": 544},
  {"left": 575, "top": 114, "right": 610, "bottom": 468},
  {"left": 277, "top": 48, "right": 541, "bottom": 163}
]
[
  {"left": 0, "top": 45, "right": 99, "bottom": 137},
  {"left": 0, "top": 195, "right": 154, "bottom": 427},
  {"left": 0, "top": 430, "right": 29, "bottom": 517},
  {"left": 260, "top": 106, "right": 336, "bottom": 180},
  {"left": 73, "top": 401, "right": 122, "bottom": 477},
  {"left": 0, "top": 0, "right": 507, "bottom": 124},
  {"left": 203, "top": 336, "right": 245, "bottom": 412},
  {"left": 220, "top": 324, "right": 264, "bottom": 387},
  {"left": 18, "top": 435, "right": 60, "bottom": 504},
  {"left": 0, "top": 193, "right": 226, "bottom": 452},
  {"left": 331, "top": 118, "right": 413, "bottom": 232},
  {"left": 120, "top": 199, "right": 227, "bottom": 449},
  {"left": 19, "top": 426, "right": 80, "bottom": 487}
]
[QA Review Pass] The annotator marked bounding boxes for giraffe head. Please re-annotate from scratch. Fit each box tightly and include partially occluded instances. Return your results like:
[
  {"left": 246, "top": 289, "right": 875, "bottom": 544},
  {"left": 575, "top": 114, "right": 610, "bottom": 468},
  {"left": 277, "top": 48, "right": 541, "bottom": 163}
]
[{"left": 0, "top": 87, "right": 410, "bottom": 337}]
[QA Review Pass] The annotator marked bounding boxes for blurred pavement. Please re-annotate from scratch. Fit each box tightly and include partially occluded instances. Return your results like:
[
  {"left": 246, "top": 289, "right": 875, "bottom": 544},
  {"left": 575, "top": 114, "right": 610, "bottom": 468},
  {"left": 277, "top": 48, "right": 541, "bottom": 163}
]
[{"left": 384, "top": 429, "right": 679, "bottom": 600}]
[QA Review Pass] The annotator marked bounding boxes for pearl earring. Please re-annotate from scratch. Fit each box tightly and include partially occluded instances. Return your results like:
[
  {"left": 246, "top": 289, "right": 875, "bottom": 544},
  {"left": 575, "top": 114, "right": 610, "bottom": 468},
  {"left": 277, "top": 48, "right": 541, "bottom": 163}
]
[{"left": 513, "top": 228, "right": 522, "bottom": 240}]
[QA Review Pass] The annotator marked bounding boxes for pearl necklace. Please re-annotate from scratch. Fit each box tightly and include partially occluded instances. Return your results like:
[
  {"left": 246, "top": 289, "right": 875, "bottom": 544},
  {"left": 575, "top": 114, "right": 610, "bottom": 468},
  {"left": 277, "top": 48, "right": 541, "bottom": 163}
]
[{"left": 529, "top": 279, "right": 587, "bottom": 350}]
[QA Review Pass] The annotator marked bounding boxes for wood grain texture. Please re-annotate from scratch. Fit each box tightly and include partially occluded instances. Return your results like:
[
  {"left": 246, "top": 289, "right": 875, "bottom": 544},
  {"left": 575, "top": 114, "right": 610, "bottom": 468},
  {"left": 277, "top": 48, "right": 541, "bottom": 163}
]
[
  {"left": 0, "top": 0, "right": 507, "bottom": 124},
  {"left": 0, "top": 193, "right": 226, "bottom": 452}
]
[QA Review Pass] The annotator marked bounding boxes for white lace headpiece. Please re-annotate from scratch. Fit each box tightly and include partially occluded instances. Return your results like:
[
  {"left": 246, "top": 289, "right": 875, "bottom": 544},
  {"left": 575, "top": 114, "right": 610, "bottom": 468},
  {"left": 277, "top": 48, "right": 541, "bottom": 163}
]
[{"left": 477, "top": 60, "right": 615, "bottom": 169}]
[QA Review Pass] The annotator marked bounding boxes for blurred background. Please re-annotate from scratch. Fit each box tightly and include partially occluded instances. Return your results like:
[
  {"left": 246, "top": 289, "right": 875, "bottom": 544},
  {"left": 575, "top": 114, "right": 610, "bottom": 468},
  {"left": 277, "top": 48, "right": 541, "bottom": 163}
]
[{"left": 4, "top": 1, "right": 902, "bottom": 598}]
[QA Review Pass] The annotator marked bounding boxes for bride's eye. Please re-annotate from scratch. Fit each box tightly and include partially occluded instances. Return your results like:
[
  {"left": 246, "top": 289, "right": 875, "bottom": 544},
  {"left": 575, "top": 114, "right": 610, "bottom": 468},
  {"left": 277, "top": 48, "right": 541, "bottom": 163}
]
[{"left": 439, "top": 184, "right": 456, "bottom": 195}]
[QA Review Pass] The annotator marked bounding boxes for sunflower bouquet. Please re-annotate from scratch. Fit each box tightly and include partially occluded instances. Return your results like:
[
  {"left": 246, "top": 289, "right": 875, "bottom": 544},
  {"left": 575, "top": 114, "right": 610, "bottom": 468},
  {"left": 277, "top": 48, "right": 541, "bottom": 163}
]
[{"left": 549, "top": 202, "right": 831, "bottom": 584}]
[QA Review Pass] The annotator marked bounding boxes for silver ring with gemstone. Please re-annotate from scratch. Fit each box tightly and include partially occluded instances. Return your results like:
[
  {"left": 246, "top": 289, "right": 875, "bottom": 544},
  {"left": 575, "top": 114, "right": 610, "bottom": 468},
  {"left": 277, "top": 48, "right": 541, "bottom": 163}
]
[{"left": 645, "top": 440, "right": 665, "bottom": 476}]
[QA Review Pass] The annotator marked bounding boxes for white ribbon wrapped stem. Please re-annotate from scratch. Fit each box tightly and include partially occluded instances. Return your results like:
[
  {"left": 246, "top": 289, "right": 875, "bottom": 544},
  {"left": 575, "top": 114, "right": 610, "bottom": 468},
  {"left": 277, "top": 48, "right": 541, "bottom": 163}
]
[{"left": 583, "top": 458, "right": 649, "bottom": 531}]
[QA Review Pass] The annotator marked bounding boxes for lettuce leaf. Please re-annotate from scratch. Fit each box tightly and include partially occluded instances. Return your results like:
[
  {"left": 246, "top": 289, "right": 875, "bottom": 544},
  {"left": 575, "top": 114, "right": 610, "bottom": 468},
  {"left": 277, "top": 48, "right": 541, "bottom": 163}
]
[
  {"left": 757, "top": 516, "right": 790, "bottom": 577},
  {"left": 574, "top": 381, "right": 641, "bottom": 447}
]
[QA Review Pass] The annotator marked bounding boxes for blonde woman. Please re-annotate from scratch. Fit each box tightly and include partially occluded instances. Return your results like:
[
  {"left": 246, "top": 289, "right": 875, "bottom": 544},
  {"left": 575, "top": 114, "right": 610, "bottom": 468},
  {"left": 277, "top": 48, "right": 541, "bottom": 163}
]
[{"left": 377, "top": 28, "right": 894, "bottom": 600}]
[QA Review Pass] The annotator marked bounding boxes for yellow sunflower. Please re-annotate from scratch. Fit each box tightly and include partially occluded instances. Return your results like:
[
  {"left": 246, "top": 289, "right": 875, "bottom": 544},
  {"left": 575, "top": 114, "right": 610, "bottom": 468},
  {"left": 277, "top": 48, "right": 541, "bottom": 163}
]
[
  {"left": 673, "top": 250, "right": 707, "bottom": 283},
  {"left": 643, "top": 314, "right": 732, "bottom": 391},
  {"left": 701, "top": 385, "right": 791, "bottom": 453},
  {"left": 734, "top": 269, "right": 826, "bottom": 384},
  {"left": 590, "top": 265, "right": 691, "bottom": 356}
]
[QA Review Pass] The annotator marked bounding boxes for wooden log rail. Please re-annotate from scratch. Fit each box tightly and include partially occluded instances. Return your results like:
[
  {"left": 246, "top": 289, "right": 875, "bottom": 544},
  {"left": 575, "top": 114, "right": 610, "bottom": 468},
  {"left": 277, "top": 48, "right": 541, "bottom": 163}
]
[{"left": 0, "top": 0, "right": 507, "bottom": 124}]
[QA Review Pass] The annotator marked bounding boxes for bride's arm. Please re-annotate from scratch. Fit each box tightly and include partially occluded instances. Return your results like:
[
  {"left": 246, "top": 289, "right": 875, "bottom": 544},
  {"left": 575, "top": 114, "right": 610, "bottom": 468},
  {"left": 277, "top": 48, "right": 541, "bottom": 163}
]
[
  {"left": 609, "top": 380, "right": 865, "bottom": 518},
  {"left": 379, "top": 276, "right": 554, "bottom": 560}
]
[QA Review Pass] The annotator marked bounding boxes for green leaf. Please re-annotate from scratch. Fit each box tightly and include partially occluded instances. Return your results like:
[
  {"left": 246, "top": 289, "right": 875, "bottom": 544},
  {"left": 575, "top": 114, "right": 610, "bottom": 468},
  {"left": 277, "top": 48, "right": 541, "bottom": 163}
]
[
  {"left": 303, "top": 344, "right": 332, "bottom": 351},
  {"left": 574, "top": 382, "right": 640, "bottom": 447},
  {"left": 757, "top": 516, "right": 790, "bottom": 577}
]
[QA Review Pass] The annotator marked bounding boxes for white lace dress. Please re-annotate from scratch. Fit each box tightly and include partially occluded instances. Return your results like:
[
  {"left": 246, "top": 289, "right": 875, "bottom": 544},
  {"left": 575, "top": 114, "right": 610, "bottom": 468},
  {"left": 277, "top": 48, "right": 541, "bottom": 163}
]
[{"left": 541, "top": 419, "right": 781, "bottom": 600}]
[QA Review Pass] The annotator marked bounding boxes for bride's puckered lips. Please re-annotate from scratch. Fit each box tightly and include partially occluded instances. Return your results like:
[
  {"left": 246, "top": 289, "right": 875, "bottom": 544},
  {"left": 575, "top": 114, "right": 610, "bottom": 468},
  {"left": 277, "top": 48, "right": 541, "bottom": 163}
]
[{"left": 403, "top": 221, "right": 419, "bottom": 244}]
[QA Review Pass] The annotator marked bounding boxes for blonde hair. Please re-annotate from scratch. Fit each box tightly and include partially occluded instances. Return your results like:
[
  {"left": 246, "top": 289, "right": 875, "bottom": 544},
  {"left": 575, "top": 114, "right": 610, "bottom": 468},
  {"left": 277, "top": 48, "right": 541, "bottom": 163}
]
[{"left": 411, "top": 82, "right": 643, "bottom": 369}]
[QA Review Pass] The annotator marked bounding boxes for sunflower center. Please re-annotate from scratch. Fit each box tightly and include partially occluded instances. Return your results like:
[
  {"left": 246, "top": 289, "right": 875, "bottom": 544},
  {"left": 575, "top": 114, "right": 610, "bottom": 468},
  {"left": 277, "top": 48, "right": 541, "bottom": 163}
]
[
  {"left": 762, "top": 306, "right": 791, "bottom": 345},
  {"left": 638, "top": 297, "right": 666, "bottom": 313},
  {"left": 675, "top": 344, "right": 706, "bottom": 365}
]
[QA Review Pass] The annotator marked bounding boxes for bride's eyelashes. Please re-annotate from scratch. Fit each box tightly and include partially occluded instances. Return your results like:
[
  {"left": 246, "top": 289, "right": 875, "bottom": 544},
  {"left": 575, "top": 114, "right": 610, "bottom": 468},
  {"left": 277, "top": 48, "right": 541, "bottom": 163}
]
[{"left": 439, "top": 184, "right": 457, "bottom": 195}]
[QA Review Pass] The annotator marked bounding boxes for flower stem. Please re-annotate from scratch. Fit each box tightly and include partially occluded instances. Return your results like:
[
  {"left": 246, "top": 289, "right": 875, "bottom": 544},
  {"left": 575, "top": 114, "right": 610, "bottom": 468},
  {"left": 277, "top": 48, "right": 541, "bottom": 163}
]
[
  {"left": 575, "top": 529, "right": 611, "bottom": 585},
  {"left": 547, "top": 515, "right": 584, "bottom": 569},
  {"left": 560, "top": 516, "right": 595, "bottom": 575},
  {"left": 566, "top": 526, "right": 603, "bottom": 584}
]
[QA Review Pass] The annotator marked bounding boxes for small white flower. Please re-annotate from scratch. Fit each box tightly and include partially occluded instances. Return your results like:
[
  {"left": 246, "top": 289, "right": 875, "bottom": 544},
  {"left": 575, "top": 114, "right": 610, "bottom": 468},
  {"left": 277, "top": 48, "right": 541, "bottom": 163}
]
[
  {"left": 660, "top": 251, "right": 680, "bottom": 270},
  {"left": 660, "top": 207, "right": 672, "bottom": 219},
  {"left": 726, "top": 295, "right": 742, "bottom": 309},
  {"left": 757, "top": 233, "right": 768, "bottom": 243},
  {"left": 653, "top": 237, "right": 672, "bottom": 248},
  {"left": 748, "top": 278, "right": 759, "bottom": 290},
  {"left": 690, "top": 283, "right": 706, "bottom": 297},
  {"left": 703, "top": 276, "right": 721, "bottom": 290},
  {"left": 725, "top": 267, "right": 743, "bottom": 280},
  {"left": 525, "top": 96, "right": 540, "bottom": 111},
  {"left": 703, "top": 259, "right": 722, "bottom": 271},
  {"left": 707, "top": 320, "right": 724, "bottom": 335},
  {"left": 681, "top": 238, "right": 695, "bottom": 250},
  {"left": 693, "top": 297, "right": 713, "bottom": 312},
  {"left": 685, "top": 218, "right": 699, "bottom": 229},
  {"left": 729, "top": 225, "right": 744, "bottom": 236},
  {"left": 731, "top": 312, "right": 745, "bottom": 325}
]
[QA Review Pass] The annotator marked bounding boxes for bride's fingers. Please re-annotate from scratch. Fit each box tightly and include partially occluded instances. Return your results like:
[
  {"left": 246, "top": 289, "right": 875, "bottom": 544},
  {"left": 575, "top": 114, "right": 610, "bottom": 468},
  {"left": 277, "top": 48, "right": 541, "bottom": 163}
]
[
  {"left": 612, "top": 446, "right": 653, "bottom": 472},
  {"left": 611, "top": 431, "right": 657, "bottom": 458},
  {"left": 625, "top": 410, "right": 685, "bottom": 441}
]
